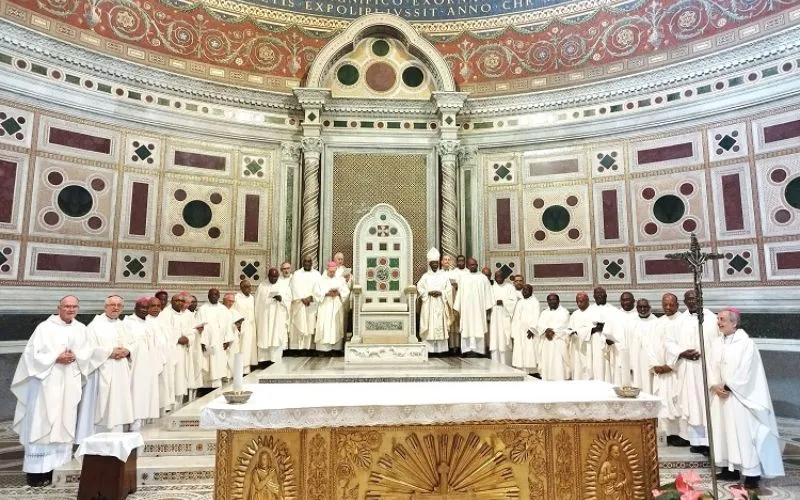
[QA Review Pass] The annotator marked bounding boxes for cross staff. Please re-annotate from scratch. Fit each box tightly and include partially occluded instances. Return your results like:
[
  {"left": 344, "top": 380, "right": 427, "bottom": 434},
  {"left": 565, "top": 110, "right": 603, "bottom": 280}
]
[{"left": 665, "top": 233, "right": 723, "bottom": 496}]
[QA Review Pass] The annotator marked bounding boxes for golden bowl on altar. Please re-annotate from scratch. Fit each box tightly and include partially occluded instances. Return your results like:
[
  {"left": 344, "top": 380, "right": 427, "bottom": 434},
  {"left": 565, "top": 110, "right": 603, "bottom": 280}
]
[
  {"left": 614, "top": 386, "right": 641, "bottom": 398},
  {"left": 222, "top": 390, "right": 252, "bottom": 404}
]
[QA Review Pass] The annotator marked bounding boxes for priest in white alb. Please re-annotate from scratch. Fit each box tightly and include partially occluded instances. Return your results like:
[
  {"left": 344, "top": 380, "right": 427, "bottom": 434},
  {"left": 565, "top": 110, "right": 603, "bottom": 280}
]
[
  {"left": 710, "top": 308, "right": 784, "bottom": 490},
  {"left": 537, "top": 293, "right": 571, "bottom": 381},
  {"left": 125, "top": 297, "right": 162, "bottom": 430},
  {"left": 453, "top": 257, "right": 492, "bottom": 355},
  {"left": 510, "top": 284, "right": 540, "bottom": 373},
  {"left": 233, "top": 280, "right": 257, "bottom": 372},
  {"left": 12, "top": 296, "right": 86, "bottom": 487},
  {"left": 75, "top": 295, "right": 133, "bottom": 444},
  {"left": 314, "top": 261, "right": 350, "bottom": 352},
  {"left": 586, "top": 286, "right": 620, "bottom": 382},
  {"left": 160, "top": 293, "right": 201, "bottom": 404},
  {"left": 147, "top": 297, "right": 174, "bottom": 415},
  {"left": 628, "top": 299, "right": 658, "bottom": 394},
  {"left": 255, "top": 267, "right": 291, "bottom": 362},
  {"left": 567, "top": 292, "right": 593, "bottom": 381},
  {"left": 416, "top": 248, "right": 451, "bottom": 354},
  {"left": 488, "top": 270, "right": 517, "bottom": 364},
  {"left": 439, "top": 254, "right": 460, "bottom": 352},
  {"left": 288, "top": 256, "right": 321, "bottom": 350},
  {"left": 197, "top": 288, "right": 234, "bottom": 388},
  {"left": 650, "top": 293, "right": 685, "bottom": 446}
]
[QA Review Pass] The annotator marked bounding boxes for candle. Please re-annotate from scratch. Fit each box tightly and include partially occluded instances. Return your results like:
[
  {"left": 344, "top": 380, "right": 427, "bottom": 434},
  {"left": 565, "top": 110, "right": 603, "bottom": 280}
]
[
  {"left": 233, "top": 353, "right": 244, "bottom": 392},
  {"left": 619, "top": 347, "right": 632, "bottom": 387}
]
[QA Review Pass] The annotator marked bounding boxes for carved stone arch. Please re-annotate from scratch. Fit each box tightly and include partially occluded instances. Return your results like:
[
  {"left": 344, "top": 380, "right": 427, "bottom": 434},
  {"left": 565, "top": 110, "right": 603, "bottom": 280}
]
[{"left": 305, "top": 13, "right": 456, "bottom": 92}]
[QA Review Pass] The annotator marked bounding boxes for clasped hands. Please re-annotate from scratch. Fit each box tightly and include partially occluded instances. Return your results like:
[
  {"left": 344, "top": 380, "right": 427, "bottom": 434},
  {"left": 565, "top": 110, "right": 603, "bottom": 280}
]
[
  {"left": 56, "top": 350, "right": 76, "bottom": 364},
  {"left": 429, "top": 291, "right": 442, "bottom": 298},
  {"left": 680, "top": 349, "right": 701, "bottom": 361},
  {"left": 301, "top": 297, "right": 313, "bottom": 306},
  {"left": 544, "top": 328, "right": 555, "bottom": 341},
  {"left": 326, "top": 289, "right": 340, "bottom": 297},
  {"left": 711, "top": 384, "right": 730, "bottom": 399},
  {"left": 652, "top": 365, "right": 673, "bottom": 375},
  {"left": 109, "top": 347, "right": 129, "bottom": 360}
]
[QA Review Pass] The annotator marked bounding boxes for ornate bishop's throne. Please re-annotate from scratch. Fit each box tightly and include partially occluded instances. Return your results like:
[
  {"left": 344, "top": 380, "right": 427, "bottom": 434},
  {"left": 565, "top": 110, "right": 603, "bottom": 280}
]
[{"left": 345, "top": 204, "right": 427, "bottom": 363}]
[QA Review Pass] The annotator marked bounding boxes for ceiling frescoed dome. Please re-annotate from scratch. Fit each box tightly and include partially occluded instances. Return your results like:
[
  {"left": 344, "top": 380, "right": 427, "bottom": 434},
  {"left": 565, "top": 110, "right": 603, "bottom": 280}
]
[{"left": 0, "top": 0, "right": 798, "bottom": 96}]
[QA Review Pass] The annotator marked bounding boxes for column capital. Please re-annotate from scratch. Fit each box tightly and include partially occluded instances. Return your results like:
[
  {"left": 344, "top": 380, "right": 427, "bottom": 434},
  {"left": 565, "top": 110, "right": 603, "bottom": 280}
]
[
  {"left": 280, "top": 141, "right": 301, "bottom": 162},
  {"left": 301, "top": 137, "right": 324, "bottom": 155},
  {"left": 437, "top": 140, "right": 461, "bottom": 157},
  {"left": 457, "top": 145, "right": 479, "bottom": 165}
]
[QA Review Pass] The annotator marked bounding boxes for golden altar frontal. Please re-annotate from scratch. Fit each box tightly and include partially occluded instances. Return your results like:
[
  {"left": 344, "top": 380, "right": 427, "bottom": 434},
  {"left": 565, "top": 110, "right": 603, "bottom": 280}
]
[{"left": 201, "top": 380, "right": 662, "bottom": 499}]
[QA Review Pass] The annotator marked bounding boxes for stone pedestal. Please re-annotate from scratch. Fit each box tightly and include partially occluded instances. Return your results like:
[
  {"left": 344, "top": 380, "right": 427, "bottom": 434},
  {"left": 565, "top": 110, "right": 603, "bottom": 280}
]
[{"left": 344, "top": 342, "right": 428, "bottom": 364}]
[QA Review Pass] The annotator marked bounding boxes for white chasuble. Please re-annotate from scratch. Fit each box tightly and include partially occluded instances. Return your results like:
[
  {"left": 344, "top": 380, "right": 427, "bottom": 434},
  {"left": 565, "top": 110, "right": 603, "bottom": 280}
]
[
  {"left": 255, "top": 279, "right": 291, "bottom": 362},
  {"left": 288, "top": 269, "right": 321, "bottom": 349},
  {"left": 488, "top": 282, "right": 517, "bottom": 363},
  {"left": 313, "top": 276, "right": 350, "bottom": 350},
  {"left": 124, "top": 315, "right": 161, "bottom": 420},
  {"left": 453, "top": 272, "right": 492, "bottom": 354},
  {"left": 233, "top": 292, "right": 257, "bottom": 369},
  {"left": 536, "top": 306, "right": 571, "bottom": 381},
  {"left": 510, "top": 297, "right": 540, "bottom": 371},
  {"left": 197, "top": 303, "right": 235, "bottom": 387},
  {"left": 417, "top": 270, "right": 451, "bottom": 353}
]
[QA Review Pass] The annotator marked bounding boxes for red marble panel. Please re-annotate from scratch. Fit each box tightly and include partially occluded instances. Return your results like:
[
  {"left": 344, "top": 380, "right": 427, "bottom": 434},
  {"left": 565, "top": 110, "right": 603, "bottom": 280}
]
[
  {"left": 48, "top": 127, "right": 111, "bottom": 154},
  {"left": 128, "top": 182, "right": 149, "bottom": 236},
  {"left": 776, "top": 251, "right": 800, "bottom": 270},
  {"left": 167, "top": 260, "right": 221, "bottom": 277},
  {"left": 244, "top": 194, "right": 260, "bottom": 243},
  {"left": 720, "top": 174, "right": 744, "bottom": 231},
  {"left": 763, "top": 119, "right": 800, "bottom": 143},
  {"left": 644, "top": 259, "right": 690, "bottom": 275},
  {"left": 533, "top": 263, "right": 584, "bottom": 278},
  {"left": 173, "top": 151, "right": 226, "bottom": 171},
  {"left": 601, "top": 189, "right": 619, "bottom": 240},
  {"left": 636, "top": 143, "right": 693, "bottom": 164},
  {"left": 495, "top": 198, "right": 512, "bottom": 245},
  {"left": 0, "top": 159, "right": 17, "bottom": 224},
  {"left": 36, "top": 253, "right": 101, "bottom": 272}
]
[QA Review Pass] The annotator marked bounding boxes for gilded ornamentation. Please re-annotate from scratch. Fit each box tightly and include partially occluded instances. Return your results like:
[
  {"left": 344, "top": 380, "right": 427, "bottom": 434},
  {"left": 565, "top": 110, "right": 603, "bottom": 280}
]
[
  {"left": 307, "top": 434, "right": 329, "bottom": 500},
  {"left": 366, "top": 431, "right": 520, "bottom": 498},
  {"left": 583, "top": 429, "right": 645, "bottom": 500},
  {"left": 334, "top": 429, "right": 382, "bottom": 499},
  {"left": 554, "top": 428, "right": 576, "bottom": 500},
  {"left": 215, "top": 430, "right": 231, "bottom": 500},
  {"left": 499, "top": 427, "right": 547, "bottom": 497},
  {"left": 232, "top": 435, "right": 297, "bottom": 499}
]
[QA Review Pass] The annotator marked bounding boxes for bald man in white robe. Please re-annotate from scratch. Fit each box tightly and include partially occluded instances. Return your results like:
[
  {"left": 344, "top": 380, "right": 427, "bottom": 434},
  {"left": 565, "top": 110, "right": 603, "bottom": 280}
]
[
  {"left": 125, "top": 298, "right": 162, "bottom": 430},
  {"left": 629, "top": 299, "right": 658, "bottom": 394},
  {"left": 255, "top": 268, "right": 291, "bottom": 362},
  {"left": 650, "top": 293, "right": 685, "bottom": 446},
  {"left": 586, "top": 286, "right": 621, "bottom": 382},
  {"left": 510, "top": 284, "right": 540, "bottom": 373},
  {"left": 537, "top": 293, "right": 571, "bottom": 381},
  {"left": 488, "top": 270, "right": 517, "bottom": 364},
  {"left": 197, "top": 288, "right": 234, "bottom": 388},
  {"left": 567, "top": 293, "right": 593, "bottom": 380},
  {"left": 233, "top": 280, "right": 257, "bottom": 372},
  {"left": 453, "top": 258, "right": 492, "bottom": 355},
  {"left": 289, "top": 256, "right": 321, "bottom": 350},
  {"left": 160, "top": 293, "right": 200, "bottom": 404}
]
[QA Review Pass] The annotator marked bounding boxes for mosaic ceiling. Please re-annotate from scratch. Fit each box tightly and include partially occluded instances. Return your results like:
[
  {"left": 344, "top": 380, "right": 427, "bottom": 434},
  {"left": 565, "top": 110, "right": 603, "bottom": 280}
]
[{"left": 1, "top": 0, "right": 798, "bottom": 95}]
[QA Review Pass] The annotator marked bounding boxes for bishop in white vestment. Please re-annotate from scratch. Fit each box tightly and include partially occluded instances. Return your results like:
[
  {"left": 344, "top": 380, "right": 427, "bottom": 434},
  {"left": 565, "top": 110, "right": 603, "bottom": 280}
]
[
  {"left": 12, "top": 296, "right": 86, "bottom": 486},
  {"left": 314, "top": 261, "right": 350, "bottom": 351},
  {"left": 197, "top": 289, "right": 235, "bottom": 388},
  {"left": 416, "top": 248, "right": 451, "bottom": 354},
  {"left": 288, "top": 256, "right": 321, "bottom": 350},
  {"left": 567, "top": 293, "right": 593, "bottom": 381},
  {"left": 488, "top": 271, "right": 517, "bottom": 364},
  {"left": 255, "top": 268, "right": 291, "bottom": 362},
  {"left": 537, "top": 294, "right": 571, "bottom": 381},
  {"left": 710, "top": 309, "right": 784, "bottom": 488},
  {"left": 125, "top": 298, "right": 162, "bottom": 429},
  {"left": 453, "top": 258, "right": 492, "bottom": 355},
  {"left": 510, "top": 285, "right": 541, "bottom": 372}
]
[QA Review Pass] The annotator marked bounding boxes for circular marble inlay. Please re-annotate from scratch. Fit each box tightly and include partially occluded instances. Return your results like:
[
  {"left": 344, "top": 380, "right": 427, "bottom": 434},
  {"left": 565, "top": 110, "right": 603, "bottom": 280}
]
[
  {"left": 87, "top": 216, "right": 103, "bottom": 230},
  {"left": 183, "top": 200, "right": 212, "bottom": 228},
  {"left": 653, "top": 195, "right": 685, "bottom": 224},
  {"left": 567, "top": 228, "right": 580, "bottom": 239},
  {"left": 566, "top": 195, "right": 579, "bottom": 206},
  {"left": 57, "top": 185, "right": 93, "bottom": 218},
  {"left": 209, "top": 193, "right": 223, "bottom": 205},
  {"left": 784, "top": 177, "right": 800, "bottom": 209},
  {"left": 641, "top": 187, "right": 656, "bottom": 200},
  {"left": 541, "top": 205, "right": 570, "bottom": 232},
  {"left": 402, "top": 66, "right": 424, "bottom": 87},
  {"left": 47, "top": 171, "right": 64, "bottom": 186},
  {"left": 682, "top": 218, "right": 697, "bottom": 232},
  {"left": 679, "top": 182, "right": 694, "bottom": 196},
  {"left": 774, "top": 209, "right": 791, "bottom": 224},
  {"left": 365, "top": 62, "right": 396, "bottom": 92},
  {"left": 644, "top": 222, "right": 659, "bottom": 235},
  {"left": 174, "top": 189, "right": 187, "bottom": 201},
  {"left": 90, "top": 178, "right": 106, "bottom": 192},
  {"left": 208, "top": 227, "right": 221, "bottom": 238},
  {"left": 43, "top": 211, "right": 60, "bottom": 226},
  {"left": 172, "top": 224, "right": 185, "bottom": 236},
  {"left": 534, "top": 230, "right": 546, "bottom": 241},
  {"left": 372, "top": 39, "right": 390, "bottom": 56},
  {"left": 770, "top": 168, "right": 787, "bottom": 183},
  {"left": 337, "top": 64, "right": 359, "bottom": 86},
  {"left": 532, "top": 198, "right": 545, "bottom": 209}
]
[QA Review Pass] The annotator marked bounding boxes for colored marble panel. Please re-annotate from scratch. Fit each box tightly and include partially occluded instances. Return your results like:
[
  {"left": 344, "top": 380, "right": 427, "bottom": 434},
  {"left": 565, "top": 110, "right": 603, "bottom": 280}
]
[
  {"left": 0, "top": 160, "right": 17, "bottom": 224},
  {"left": 167, "top": 260, "right": 222, "bottom": 277},
  {"left": 527, "top": 158, "right": 579, "bottom": 176},
  {"left": 48, "top": 127, "right": 111, "bottom": 154},
  {"left": 128, "top": 182, "right": 149, "bottom": 236},
  {"left": 601, "top": 189, "right": 619, "bottom": 240},
  {"left": 776, "top": 251, "right": 800, "bottom": 270},
  {"left": 174, "top": 151, "right": 227, "bottom": 171},
  {"left": 36, "top": 253, "right": 101, "bottom": 273},
  {"left": 764, "top": 119, "right": 800, "bottom": 143},
  {"left": 533, "top": 263, "right": 584, "bottom": 278},
  {"left": 495, "top": 198, "right": 512, "bottom": 245},
  {"left": 244, "top": 194, "right": 260, "bottom": 243},
  {"left": 720, "top": 174, "right": 744, "bottom": 231},
  {"left": 643, "top": 259, "right": 690, "bottom": 275},
  {"left": 636, "top": 143, "right": 693, "bottom": 164}
]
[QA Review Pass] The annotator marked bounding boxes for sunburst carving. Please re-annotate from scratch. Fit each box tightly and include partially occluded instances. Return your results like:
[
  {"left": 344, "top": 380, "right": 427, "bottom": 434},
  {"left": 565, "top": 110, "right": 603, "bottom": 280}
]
[
  {"left": 365, "top": 431, "right": 520, "bottom": 499},
  {"left": 232, "top": 435, "right": 297, "bottom": 499},
  {"left": 584, "top": 429, "right": 644, "bottom": 500}
]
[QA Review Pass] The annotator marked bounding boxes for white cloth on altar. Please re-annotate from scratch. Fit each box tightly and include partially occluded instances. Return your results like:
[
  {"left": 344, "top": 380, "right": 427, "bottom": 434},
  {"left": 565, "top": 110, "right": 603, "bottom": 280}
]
[
  {"left": 123, "top": 315, "right": 161, "bottom": 420},
  {"left": 288, "top": 269, "right": 321, "bottom": 349},
  {"left": 254, "top": 279, "right": 291, "bottom": 362},
  {"left": 568, "top": 308, "right": 594, "bottom": 381},
  {"left": 12, "top": 316, "right": 87, "bottom": 473},
  {"left": 709, "top": 329, "right": 784, "bottom": 478},
  {"left": 510, "top": 296, "right": 540, "bottom": 371},
  {"left": 233, "top": 292, "right": 257, "bottom": 369},
  {"left": 453, "top": 271, "right": 492, "bottom": 354},
  {"left": 416, "top": 269, "right": 451, "bottom": 353},
  {"left": 629, "top": 314, "right": 658, "bottom": 394},
  {"left": 488, "top": 282, "right": 517, "bottom": 364},
  {"left": 200, "top": 380, "right": 662, "bottom": 430},
  {"left": 314, "top": 275, "right": 350, "bottom": 351},
  {"left": 197, "top": 303, "right": 235, "bottom": 387},
  {"left": 536, "top": 306, "right": 571, "bottom": 381},
  {"left": 75, "top": 432, "right": 144, "bottom": 462}
]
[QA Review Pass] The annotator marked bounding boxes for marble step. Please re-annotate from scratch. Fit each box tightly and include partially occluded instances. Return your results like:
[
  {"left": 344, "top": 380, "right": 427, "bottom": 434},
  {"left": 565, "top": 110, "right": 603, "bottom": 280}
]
[
  {"left": 138, "top": 431, "right": 216, "bottom": 458},
  {"left": 53, "top": 454, "right": 215, "bottom": 487}
]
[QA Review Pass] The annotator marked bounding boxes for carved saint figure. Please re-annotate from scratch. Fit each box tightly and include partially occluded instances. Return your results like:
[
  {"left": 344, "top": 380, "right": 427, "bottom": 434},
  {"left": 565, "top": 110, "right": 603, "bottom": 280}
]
[
  {"left": 597, "top": 444, "right": 631, "bottom": 500},
  {"left": 247, "top": 450, "right": 282, "bottom": 500}
]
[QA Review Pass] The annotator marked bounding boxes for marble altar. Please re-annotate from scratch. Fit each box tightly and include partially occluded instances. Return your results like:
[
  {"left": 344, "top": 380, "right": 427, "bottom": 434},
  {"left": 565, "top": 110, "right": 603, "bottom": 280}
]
[{"left": 201, "top": 380, "right": 662, "bottom": 499}]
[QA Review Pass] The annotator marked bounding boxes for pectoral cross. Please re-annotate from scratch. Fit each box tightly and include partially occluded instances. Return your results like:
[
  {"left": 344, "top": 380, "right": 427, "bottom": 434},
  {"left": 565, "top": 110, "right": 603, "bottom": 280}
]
[{"left": 664, "top": 233, "right": 723, "bottom": 497}]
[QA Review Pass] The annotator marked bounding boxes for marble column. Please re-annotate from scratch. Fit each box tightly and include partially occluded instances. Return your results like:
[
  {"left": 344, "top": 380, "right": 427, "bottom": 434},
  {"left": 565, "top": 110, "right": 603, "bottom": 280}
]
[
  {"left": 300, "top": 137, "right": 323, "bottom": 266},
  {"left": 438, "top": 139, "right": 461, "bottom": 260},
  {"left": 280, "top": 141, "right": 301, "bottom": 263}
]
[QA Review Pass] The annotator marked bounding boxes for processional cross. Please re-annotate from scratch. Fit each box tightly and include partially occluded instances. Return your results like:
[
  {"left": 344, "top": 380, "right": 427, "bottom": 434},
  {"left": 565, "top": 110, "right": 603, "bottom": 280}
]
[{"left": 665, "top": 233, "right": 723, "bottom": 497}]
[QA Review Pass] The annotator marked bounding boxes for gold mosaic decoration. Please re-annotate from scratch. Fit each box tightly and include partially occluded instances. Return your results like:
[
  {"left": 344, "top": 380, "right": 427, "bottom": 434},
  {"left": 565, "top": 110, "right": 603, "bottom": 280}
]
[{"left": 332, "top": 153, "right": 429, "bottom": 280}]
